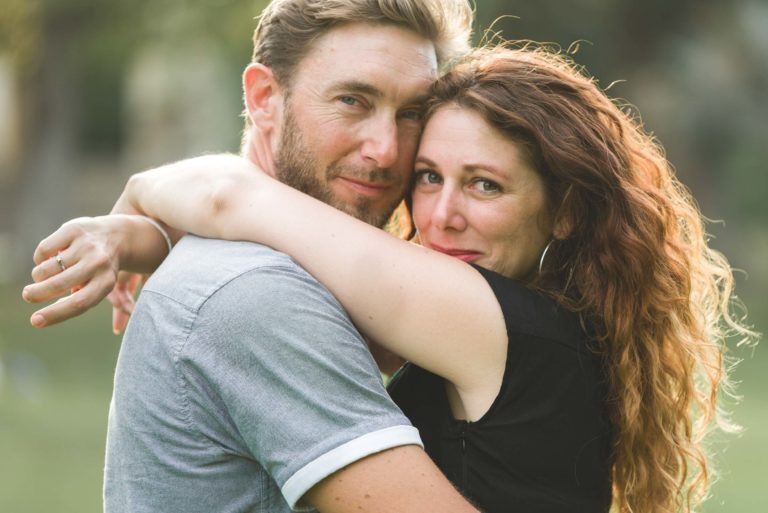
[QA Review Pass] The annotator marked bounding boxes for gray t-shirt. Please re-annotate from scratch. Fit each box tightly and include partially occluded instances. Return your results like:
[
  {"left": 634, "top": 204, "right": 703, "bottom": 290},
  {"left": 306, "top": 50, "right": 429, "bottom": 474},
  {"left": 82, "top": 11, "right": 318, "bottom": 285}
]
[{"left": 104, "top": 236, "right": 421, "bottom": 513}]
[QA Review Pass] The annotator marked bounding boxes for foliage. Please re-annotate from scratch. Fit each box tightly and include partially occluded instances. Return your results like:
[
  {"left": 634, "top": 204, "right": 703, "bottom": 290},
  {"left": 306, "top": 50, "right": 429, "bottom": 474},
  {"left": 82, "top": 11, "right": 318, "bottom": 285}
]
[{"left": 1, "top": 0, "right": 765, "bottom": 511}]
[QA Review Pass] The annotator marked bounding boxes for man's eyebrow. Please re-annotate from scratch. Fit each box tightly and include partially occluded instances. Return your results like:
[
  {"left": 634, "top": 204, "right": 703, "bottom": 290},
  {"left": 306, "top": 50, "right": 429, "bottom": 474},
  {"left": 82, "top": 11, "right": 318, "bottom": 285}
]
[
  {"left": 330, "top": 80, "right": 383, "bottom": 98},
  {"left": 407, "top": 93, "right": 431, "bottom": 107},
  {"left": 329, "top": 81, "right": 430, "bottom": 106}
]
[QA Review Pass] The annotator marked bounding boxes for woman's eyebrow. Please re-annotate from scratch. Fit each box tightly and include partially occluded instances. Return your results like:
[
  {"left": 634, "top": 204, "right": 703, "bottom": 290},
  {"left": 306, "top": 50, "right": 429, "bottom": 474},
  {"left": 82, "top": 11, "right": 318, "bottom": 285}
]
[
  {"left": 415, "top": 155, "right": 437, "bottom": 167},
  {"left": 416, "top": 155, "right": 510, "bottom": 179}
]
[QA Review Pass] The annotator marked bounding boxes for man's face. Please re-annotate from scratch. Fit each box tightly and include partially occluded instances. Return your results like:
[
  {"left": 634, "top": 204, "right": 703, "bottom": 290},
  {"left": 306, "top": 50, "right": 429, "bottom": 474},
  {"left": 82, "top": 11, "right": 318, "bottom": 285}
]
[{"left": 273, "top": 23, "right": 437, "bottom": 227}]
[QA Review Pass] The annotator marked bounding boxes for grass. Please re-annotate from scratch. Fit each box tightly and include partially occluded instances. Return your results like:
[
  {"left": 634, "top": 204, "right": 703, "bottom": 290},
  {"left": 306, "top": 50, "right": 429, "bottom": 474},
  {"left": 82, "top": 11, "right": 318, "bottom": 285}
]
[
  {"left": 703, "top": 344, "right": 768, "bottom": 512},
  {"left": 0, "top": 284, "right": 119, "bottom": 513},
  {"left": 1, "top": 284, "right": 765, "bottom": 512}
]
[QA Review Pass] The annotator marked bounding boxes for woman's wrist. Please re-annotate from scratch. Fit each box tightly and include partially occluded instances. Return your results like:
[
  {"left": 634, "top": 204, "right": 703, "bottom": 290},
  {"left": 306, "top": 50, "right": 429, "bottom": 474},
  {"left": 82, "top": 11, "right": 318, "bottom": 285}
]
[
  {"left": 117, "top": 214, "right": 169, "bottom": 274},
  {"left": 134, "top": 216, "right": 173, "bottom": 255}
]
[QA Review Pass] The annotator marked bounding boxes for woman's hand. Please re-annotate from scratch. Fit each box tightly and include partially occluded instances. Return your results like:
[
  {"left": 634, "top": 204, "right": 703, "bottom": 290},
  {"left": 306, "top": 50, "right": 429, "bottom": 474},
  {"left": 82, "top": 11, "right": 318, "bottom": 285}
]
[
  {"left": 22, "top": 153, "right": 254, "bottom": 330},
  {"left": 22, "top": 215, "right": 169, "bottom": 329}
]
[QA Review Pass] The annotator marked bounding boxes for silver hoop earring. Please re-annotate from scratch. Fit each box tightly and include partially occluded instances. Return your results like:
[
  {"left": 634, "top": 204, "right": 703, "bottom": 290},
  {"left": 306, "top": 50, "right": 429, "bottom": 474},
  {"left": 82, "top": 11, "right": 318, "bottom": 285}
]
[{"left": 538, "top": 240, "right": 554, "bottom": 274}]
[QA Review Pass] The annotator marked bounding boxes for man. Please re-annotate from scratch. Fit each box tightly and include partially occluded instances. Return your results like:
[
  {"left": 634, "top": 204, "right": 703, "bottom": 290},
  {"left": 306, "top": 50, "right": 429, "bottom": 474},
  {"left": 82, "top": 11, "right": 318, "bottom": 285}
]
[{"left": 25, "top": 1, "right": 479, "bottom": 512}]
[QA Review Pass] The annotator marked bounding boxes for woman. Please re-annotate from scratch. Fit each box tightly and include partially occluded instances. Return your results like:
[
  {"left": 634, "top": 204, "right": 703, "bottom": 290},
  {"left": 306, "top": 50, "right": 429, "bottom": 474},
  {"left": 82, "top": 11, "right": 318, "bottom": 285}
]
[{"left": 26, "top": 45, "right": 755, "bottom": 513}]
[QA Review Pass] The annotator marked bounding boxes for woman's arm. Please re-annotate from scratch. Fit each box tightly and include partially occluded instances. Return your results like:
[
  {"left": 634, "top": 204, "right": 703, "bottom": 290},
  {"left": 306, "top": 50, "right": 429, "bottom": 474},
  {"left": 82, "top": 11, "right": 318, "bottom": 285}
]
[{"left": 126, "top": 154, "right": 508, "bottom": 407}]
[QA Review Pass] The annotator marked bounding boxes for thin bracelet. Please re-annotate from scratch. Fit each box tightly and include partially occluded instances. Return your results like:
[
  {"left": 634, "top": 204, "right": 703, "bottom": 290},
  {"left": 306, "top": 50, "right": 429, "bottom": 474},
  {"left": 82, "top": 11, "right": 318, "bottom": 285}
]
[{"left": 135, "top": 215, "right": 173, "bottom": 255}]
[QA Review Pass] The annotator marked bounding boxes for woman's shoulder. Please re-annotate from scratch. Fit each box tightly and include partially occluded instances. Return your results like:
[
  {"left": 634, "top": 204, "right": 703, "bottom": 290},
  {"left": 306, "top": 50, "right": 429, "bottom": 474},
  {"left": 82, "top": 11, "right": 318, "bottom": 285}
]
[{"left": 471, "top": 265, "right": 584, "bottom": 349}]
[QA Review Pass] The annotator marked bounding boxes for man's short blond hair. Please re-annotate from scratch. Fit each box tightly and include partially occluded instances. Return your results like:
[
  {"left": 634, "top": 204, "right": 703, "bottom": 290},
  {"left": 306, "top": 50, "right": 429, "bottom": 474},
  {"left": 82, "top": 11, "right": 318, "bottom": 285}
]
[{"left": 252, "top": 0, "right": 473, "bottom": 89}]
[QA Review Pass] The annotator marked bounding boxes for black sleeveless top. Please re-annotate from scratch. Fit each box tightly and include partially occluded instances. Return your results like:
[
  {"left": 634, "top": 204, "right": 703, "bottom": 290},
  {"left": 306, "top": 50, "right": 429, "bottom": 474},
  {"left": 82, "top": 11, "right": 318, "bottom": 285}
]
[{"left": 388, "top": 266, "right": 613, "bottom": 513}]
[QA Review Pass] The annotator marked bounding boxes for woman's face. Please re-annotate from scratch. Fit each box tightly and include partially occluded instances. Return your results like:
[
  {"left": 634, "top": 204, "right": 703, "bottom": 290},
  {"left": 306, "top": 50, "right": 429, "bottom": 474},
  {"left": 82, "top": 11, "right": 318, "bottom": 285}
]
[{"left": 412, "top": 105, "right": 553, "bottom": 280}]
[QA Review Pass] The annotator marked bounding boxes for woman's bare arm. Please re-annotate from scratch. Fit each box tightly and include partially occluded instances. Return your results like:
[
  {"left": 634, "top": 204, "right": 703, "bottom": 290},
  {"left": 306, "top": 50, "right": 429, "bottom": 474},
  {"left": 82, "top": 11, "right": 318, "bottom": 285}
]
[{"left": 125, "top": 154, "right": 507, "bottom": 408}]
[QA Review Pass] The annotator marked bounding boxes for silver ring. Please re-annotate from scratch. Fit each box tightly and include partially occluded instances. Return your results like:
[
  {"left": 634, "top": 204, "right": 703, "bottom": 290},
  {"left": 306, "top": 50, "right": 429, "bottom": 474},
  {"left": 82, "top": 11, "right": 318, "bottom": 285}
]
[{"left": 55, "top": 253, "right": 66, "bottom": 272}]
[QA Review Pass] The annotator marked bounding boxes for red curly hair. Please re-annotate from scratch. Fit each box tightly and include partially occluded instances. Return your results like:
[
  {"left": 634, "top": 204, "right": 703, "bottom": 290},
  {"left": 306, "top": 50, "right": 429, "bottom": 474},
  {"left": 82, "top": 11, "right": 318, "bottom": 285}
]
[{"left": 421, "top": 44, "right": 757, "bottom": 513}]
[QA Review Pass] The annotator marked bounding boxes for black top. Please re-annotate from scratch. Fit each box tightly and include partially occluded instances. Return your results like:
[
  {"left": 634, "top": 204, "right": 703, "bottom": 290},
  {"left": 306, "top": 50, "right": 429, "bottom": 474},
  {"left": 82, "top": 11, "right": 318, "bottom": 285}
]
[{"left": 388, "top": 266, "right": 613, "bottom": 513}]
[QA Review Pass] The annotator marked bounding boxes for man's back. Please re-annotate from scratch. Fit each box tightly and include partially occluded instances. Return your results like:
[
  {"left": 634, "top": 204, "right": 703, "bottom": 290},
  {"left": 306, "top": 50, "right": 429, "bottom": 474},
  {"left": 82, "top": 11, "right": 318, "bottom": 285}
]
[{"left": 104, "top": 236, "right": 421, "bottom": 512}]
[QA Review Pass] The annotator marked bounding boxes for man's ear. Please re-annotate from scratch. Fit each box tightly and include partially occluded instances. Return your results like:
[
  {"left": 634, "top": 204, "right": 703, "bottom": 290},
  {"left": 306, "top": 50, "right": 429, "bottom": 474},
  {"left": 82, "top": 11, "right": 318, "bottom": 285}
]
[{"left": 243, "top": 63, "right": 283, "bottom": 130}]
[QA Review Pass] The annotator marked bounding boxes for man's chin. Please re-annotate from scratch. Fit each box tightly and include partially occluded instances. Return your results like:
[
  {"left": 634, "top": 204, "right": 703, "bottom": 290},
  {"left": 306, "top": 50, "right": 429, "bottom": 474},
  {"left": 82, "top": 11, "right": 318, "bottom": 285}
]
[
  {"left": 328, "top": 182, "right": 405, "bottom": 228},
  {"left": 329, "top": 196, "right": 396, "bottom": 229}
]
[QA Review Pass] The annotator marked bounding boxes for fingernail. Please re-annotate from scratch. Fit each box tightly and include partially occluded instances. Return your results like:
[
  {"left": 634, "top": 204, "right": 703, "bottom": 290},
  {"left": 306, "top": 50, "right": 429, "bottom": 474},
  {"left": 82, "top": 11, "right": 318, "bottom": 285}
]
[
  {"left": 22, "top": 287, "right": 30, "bottom": 302},
  {"left": 31, "top": 313, "right": 46, "bottom": 327}
]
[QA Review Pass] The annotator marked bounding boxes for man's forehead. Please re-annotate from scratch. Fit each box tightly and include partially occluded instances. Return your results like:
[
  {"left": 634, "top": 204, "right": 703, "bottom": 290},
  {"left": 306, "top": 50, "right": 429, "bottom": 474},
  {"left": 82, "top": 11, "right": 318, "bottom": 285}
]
[{"left": 297, "top": 22, "right": 438, "bottom": 90}]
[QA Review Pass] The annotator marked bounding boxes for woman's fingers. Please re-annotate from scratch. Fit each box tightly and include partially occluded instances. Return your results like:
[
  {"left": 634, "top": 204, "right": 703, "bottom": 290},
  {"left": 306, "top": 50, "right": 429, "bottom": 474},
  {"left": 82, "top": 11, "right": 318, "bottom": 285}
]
[
  {"left": 24, "top": 217, "right": 124, "bottom": 328},
  {"left": 28, "top": 275, "right": 116, "bottom": 328},
  {"left": 108, "top": 272, "right": 142, "bottom": 334},
  {"left": 24, "top": 214, "right": 162, "bottom": 331},
  {"left": 24, "top": 241, "right": 115, "bottom": 303},
  {"left": 25, "top": 247, "right": 83, "bottom": 303},
  {"left": 32, "top": 217, "right": 91, "bottom": 265},
  {"left": 112, "top": 308, "right": 131, "bottom": 335},
  {"left": 107, "top": 272, "right": 141, "bottom": 312},
  {"left": 30, "top": 251, "right": 70, "bottom": 285}
]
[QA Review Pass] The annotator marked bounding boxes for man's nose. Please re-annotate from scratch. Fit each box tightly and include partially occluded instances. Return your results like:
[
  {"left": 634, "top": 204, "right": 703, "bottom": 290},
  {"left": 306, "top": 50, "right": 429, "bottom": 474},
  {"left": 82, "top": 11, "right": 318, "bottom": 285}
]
[{"left": 361, "top": 117, "right": 398, "bottom": 169}]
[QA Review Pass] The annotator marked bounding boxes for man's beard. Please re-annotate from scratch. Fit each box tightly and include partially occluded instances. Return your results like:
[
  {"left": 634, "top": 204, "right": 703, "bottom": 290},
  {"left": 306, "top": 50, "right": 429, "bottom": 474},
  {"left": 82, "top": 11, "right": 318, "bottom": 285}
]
[{"left": 273, "top": 105, "right": 404, "bottom": 228}]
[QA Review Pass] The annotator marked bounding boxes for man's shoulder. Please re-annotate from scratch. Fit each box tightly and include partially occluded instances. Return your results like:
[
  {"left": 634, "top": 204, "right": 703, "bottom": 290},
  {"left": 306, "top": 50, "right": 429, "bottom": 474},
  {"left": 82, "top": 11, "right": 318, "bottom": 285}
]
[
  {"left": 142, "top": 235, "right": 319, "bottom": 309},
  {"left": 174, "top": 234, "right": 298, "bottom": 268}
]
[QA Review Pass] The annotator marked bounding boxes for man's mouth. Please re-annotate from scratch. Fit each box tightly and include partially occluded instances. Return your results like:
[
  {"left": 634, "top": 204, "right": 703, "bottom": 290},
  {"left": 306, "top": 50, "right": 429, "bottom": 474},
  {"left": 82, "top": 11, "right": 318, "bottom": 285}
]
[{"left": 336, "top": 176, "right": 394, "bottom": 199}]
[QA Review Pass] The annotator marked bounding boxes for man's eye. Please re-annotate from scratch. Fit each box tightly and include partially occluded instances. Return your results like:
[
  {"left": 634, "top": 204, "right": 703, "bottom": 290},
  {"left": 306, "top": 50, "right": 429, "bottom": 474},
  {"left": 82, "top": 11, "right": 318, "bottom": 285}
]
[
  {"left": 399, "top": 109, "right": 424, "bottom": 121},
  {"left": 338, "top": 96, "right": 359, "bottom": 106}
]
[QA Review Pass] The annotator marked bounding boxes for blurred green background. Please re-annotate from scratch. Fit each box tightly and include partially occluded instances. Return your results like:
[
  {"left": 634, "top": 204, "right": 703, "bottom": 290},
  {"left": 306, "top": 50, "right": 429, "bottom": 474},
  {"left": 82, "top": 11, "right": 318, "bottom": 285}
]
[{"left": 1, "top": 0, "right": 766, "bottom": 511}]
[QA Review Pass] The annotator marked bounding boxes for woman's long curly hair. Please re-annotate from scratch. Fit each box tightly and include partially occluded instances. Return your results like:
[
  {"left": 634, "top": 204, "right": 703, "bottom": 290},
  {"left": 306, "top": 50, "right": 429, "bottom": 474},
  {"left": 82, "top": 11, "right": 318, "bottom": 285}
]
[{"left": 423, "top": 44, "right": 758, "bottom": 512}]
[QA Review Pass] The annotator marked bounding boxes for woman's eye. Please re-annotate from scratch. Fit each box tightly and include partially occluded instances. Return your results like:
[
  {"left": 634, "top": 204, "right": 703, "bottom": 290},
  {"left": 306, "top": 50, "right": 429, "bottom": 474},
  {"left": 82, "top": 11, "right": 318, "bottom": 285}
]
[
  {"left": 415, "top": 170, "right": 441, "bottom": 185},
  {"left": 472, "top": 179, "right": 501, "bottom": 193}
]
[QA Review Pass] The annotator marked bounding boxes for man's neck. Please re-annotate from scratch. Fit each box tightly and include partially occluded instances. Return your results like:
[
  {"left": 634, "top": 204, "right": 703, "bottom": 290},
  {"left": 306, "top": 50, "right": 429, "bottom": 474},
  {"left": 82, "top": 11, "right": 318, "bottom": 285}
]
[{"left": 243, "top": 132, "right": 278, "bottom": 178}]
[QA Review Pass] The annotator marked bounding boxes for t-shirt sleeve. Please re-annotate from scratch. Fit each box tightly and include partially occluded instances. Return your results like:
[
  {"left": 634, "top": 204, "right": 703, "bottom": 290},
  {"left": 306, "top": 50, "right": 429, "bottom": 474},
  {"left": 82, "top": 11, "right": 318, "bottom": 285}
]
[{"left": 179, "top": 264, "right": 422, "bottom": 511}]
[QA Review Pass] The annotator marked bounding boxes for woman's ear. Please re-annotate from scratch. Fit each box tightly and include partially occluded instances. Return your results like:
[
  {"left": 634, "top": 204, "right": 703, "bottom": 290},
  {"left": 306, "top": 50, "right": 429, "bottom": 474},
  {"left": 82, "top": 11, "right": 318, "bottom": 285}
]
[
  {"left": 552, "top": 185, "right": 574, "bottom": 240},
  {"left": 553, "top": 214, "right": 573, "bottom": 240},
  {"left": 243, "top": 63, "right": 283, "bottom": 130}
]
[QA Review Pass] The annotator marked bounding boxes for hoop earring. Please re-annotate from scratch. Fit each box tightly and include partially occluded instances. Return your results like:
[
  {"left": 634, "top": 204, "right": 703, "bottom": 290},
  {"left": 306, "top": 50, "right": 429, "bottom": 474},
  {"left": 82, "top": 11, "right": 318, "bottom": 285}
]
[{"left": 538, "top": 240, "right": 554, "bottom": 274}]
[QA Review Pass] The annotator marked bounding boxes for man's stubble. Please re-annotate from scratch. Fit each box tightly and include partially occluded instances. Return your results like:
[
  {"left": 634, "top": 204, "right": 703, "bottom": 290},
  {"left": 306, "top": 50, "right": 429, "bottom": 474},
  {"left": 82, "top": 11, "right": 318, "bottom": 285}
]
[{"left": 274, "top": 102, "right": 405, "bottom": 229}]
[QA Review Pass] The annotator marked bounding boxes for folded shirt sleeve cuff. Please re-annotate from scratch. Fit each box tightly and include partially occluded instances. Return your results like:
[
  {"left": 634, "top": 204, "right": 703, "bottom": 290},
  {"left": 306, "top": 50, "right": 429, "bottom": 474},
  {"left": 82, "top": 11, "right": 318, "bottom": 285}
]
[{"left": 283, "top": 425, "right": 424, "bottom": 511}]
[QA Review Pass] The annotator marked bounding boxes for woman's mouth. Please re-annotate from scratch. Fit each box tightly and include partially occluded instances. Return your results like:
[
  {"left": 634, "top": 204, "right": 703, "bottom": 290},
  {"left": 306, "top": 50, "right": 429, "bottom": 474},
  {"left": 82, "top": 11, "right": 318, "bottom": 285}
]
[{"left": 428, "top": 243, "right": 482, "bottom": 263}]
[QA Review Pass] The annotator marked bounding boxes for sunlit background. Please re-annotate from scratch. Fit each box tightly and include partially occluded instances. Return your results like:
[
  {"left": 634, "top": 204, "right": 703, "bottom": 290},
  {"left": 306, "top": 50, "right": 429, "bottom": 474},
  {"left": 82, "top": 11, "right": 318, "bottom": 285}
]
[{"left": 1, "top": 0, "right": 766, "bottom": 511}]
